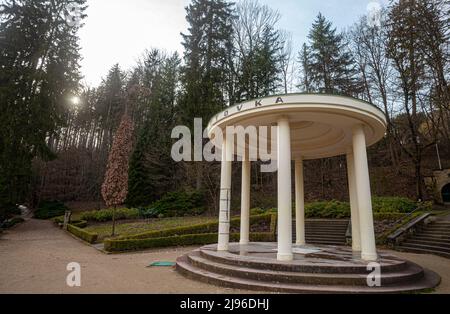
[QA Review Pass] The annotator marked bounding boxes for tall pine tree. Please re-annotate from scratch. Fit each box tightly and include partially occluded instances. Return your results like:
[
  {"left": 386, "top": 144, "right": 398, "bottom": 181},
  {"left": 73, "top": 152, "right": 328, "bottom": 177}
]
[
  {"left": 126, "top": 51, "right": 181, "bottom": 207},
  {"left": 179, "top": 0, "right": 234, "bottom": 190},
  {"left": 300, "top": 13, "right": 360, "bottom": 95},
  {"left": 180, "top": 0, "right": 234, "bottom": 123},
  {"left": 232, "top": 0, "right": 285, "bottom": 101},
  {"left": 0, "top": 0, "right": 86, "bottom": 213}
]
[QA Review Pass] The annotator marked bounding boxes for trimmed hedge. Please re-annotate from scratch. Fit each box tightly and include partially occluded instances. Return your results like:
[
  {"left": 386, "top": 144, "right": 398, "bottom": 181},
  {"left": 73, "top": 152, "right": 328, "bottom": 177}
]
[
  {"left": 53, "top": 217, "right": 88, "bottom": 228},
  {"left": 67, "top": 224, "right": 98, "bottom": 244},
  {"left": 104, "top": 232, "right": 275, "bottom": 252},
  {"left": 105, "top": 233, "right": 218, "bottom": 252},
  {"left": 104, "top": 214, "right": 277, "bottom": 252},
  {"left": 72, "top": 220, "right": 88, "bottom": 228},
  {"left": 120, "top": 214, "right": 274, "bottom": 240},
  {"left": 80, "top": 208, "right": 140, "bottom": 222}
]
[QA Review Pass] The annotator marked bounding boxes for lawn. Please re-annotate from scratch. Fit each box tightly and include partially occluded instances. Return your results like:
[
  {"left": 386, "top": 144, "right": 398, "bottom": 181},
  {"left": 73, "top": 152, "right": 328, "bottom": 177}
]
[{"left": 84, "top": 216, "right": 217, "bottom": 240}]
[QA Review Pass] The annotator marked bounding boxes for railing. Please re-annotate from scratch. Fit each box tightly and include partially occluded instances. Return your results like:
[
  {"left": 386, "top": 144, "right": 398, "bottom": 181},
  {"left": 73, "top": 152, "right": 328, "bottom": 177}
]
[
  {"left": 386, "top": 212, "right": 432, "bottom": 247},
  {"left": 390, "top": 207, "right": 423, "bottom": 229},
  {"left": 345, "top": 209, "right": 431, "bottom": 247}
]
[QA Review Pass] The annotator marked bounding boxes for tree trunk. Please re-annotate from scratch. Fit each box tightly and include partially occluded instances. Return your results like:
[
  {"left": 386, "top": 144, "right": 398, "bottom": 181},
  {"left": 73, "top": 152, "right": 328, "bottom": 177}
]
[
  {"left": 111, "top": 205, "right": 117, "bottom": 236},
  {"left": 415, "top": 158, "right": 423, "bottom": 201}
]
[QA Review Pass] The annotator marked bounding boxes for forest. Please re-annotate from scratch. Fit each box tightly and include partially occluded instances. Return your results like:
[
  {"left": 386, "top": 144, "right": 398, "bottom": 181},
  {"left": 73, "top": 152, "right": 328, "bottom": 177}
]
[{"left": 0, "top": 0, "right": 449, "bottom": 220}]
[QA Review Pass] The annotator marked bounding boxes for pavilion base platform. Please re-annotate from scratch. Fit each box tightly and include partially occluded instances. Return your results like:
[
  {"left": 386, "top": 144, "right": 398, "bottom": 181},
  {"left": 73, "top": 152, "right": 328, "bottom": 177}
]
[{"left": 176, "top": 243, "right": 440, "bottom": 294}]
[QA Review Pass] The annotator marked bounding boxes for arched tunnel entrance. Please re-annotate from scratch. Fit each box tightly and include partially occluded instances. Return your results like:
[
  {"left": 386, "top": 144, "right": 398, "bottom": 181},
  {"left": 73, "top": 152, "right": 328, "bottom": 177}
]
[{"left": 442, "top": 183, "right": 450, "bottom": 203}]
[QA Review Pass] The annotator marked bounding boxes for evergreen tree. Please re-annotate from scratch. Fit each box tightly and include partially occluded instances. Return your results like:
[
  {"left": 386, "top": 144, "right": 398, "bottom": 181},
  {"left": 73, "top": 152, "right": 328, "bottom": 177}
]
[
  {"left": 179, "top": 0, "right": 234, "bottom": 190},
  {"left": 0, "top": 0, "right": 86, "bottom": 213},
  {"left": 179, "top": 0, "right": 234, "bottom": 125},
  {"left": 297, "top": 43, "right": 313, "bottom": 92},
  {"left": 301, "top": 13, "right": 360, "bottom": 95},
  {"left": 126, "top": 51, "right": 181, "bottom": 207},
  {"left": 233, "top": 0, "right": 285, "bottom": 101},
  {"left": 96, "top": 64, "right": 127, "bottom": 153}
]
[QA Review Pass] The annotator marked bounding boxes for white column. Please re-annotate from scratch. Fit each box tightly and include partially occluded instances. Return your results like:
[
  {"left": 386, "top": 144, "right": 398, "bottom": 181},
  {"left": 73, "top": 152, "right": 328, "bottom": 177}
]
[
  {"left": 295, "top": 159, "right": 306, "bottom": 246},
  {"left": 277, "top": 117, "right": 293, "bottom": 261},
  {"left": 346, "top": 150, "right": 361, "bottom": 252},
  {"left": 352, "top": 124, "right": 378, "bottom": 261},
  {"left": 218, "top": 134, "right": 233, "bottom": 251},
  {"left": 240, "top": 151, "right": 251, "bottom": 245}
]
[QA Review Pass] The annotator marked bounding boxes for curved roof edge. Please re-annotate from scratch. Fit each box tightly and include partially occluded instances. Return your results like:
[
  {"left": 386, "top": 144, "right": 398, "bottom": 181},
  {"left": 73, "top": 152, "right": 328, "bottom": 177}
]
[{"left": 207, "top": 92, "right": 386, "bottom": 128}]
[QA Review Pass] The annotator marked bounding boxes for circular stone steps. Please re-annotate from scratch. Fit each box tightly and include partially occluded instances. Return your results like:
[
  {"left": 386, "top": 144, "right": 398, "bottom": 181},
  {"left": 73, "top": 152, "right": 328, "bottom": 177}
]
[
  {"left": 176, "top": 243, "right": 440, "bottom": 294},
  {"left": 305, "top": 239, "right": 346, "bottom": 246}
]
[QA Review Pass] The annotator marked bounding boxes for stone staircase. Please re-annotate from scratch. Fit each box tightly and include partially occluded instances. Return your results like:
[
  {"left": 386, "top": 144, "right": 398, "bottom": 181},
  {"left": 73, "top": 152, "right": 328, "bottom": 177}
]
[
  {"left": 176, "top": 243, "right": 440, "bottom": 293},
  {"left": 397, "top": 220, "right": 450, "bottom": 258},
  {"left": 292, "top": 219, "right": 349, "bottom": 246}
]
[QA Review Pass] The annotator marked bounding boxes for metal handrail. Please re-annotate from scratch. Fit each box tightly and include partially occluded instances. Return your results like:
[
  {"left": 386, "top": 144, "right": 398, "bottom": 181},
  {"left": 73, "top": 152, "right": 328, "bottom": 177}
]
[
  {"left": 390, "top": 207, "right": 423, "bottom": 227},
  {"left": 387, "top": 212, "right": 432, "bottom": 244}
]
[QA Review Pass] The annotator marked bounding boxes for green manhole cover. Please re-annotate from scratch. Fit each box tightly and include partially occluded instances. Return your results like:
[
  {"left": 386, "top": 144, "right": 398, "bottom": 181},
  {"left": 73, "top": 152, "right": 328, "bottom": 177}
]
[{"left": 148, "top": 261, "right": 176, "bottom": 267}]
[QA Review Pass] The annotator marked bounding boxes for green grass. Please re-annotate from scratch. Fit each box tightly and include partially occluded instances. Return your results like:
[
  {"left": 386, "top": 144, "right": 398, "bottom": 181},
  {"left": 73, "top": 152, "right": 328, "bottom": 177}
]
[{"left": 84, "top": 216, "right": 217, "bottom": 240}]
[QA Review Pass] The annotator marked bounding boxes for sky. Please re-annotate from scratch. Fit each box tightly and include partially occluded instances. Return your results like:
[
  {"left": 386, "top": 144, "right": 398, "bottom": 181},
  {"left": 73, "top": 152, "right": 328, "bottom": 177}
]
[{"left": 79, "top": 0, "right": 390, "bottom": 87}]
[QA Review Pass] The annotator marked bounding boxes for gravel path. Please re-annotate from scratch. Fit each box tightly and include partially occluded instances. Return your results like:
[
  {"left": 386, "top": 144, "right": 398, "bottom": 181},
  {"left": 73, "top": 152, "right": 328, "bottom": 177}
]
[
  {"left": 0, "top": 219, "right": 449, "bottom": 294},
  {"left": 0, "top": 219, "right": 249, "bottom": 294}
]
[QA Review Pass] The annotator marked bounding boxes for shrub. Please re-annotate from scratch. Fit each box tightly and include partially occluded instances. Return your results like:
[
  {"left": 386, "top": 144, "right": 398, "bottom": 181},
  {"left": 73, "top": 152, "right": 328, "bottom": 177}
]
[
  {"left": 34, "top": 201, "right": 69, "bottom": 219},
  {"left": 72, "top": 220, "right": 88, "bottom": 228},
  {"left": 103, "top": 214, "right": 277, "bottom": 252},
  {"left": 52, "top": 216, "right": 88, "bottom": 228},
  {"left": 105, "top": 233, "right": 218, "bottom": 252},
  {"left": 373, "top": 213, "right": 407, "bottom": 221},
  {"left": 142, "top": 191, "right": 206, "bottom": 218},
  {"left": 250, "top": 208, "right": 266, "bottom": 216},
  {"left": 80, "top": 208, "right": 140, "bottom": 222},
  {"left": 249, "top": 232, "right": 276, "bottom": 242},
  {"left": 67, "top": 224, "right": 98, "bottom": 244},
  {"left": 1, "top": 217, "right": 25, "bottom": 229},
  {"left": 104, "top": 232, "right": 275, "bottom": 252},
  {"left": 300, "top": 197, "right": 420, "bottom": 219},
  {"left": 0, "top": 203, "right": 21, "bottom": 223},
  {"left": 417, "top": 201, "right": 433, "bottom": 212},
  {"left": 372, "top": 197, "right": 417, "bottom": 214},
  {"left": 121, "top": 214, "right": 273, "bottom": 240},
  {"left": 305, "top": 201, "right": 350, "bottom": 218}
]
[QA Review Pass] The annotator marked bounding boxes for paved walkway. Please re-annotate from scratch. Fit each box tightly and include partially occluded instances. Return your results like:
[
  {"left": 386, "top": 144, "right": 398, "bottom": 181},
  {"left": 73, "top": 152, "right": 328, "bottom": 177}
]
[
  {"left": 0, "top": 219, "right": 449, "bottom": 294},
  {"left": 0, "top": 219, "right": 249, "bottom": 294}
]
